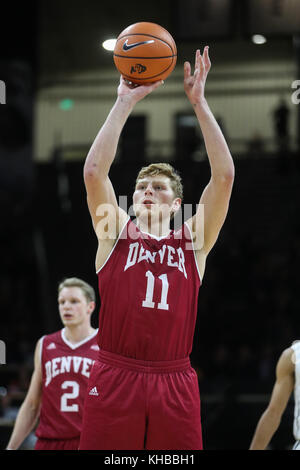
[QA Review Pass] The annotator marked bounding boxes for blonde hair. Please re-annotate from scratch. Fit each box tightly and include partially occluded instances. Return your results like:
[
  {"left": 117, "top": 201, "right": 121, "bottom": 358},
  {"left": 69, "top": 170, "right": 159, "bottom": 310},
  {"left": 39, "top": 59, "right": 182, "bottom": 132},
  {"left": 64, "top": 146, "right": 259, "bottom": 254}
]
[
  {"left": 135, "top": 163, "right": 183, "bottom": 200},
  {"left": 58, "top": 277, "right": 96, "bottom": 303}
]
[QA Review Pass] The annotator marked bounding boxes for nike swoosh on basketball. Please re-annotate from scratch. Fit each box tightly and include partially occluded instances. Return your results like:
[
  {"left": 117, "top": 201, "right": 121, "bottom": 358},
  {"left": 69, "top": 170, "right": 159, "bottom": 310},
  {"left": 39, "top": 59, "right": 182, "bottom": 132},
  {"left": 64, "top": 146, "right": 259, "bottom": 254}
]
[{"left": 122, "top": 39, "right": 154, "bottom": 51}]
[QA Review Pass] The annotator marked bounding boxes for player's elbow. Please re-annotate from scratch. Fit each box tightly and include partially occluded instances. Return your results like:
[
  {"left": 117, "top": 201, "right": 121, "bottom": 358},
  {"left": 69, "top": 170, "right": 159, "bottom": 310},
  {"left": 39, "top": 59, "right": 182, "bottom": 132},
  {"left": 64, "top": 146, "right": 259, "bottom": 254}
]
[
  {"left": 20, "top": 396, "right": 40, "bottom": 424},
  {"left": 84, "top": 162, "right": 99, "bottom": 181},
  {"left": 29, "top": 403, "right": 40, "bottom": 422},
  {"left": 223, "top": 165, "right": 235, "bottom": 184},
  {"left": 213, "top": 166, "right": 235, "bottom": 187},
  {"left": 264, "top": 405, "right": 282, "bottom": 430},
  {"left": 84, "top": 159, "right": 109, "bottom": 184},
  {"left": 212, "top": 171, "right": 234, "bottom": 197}
]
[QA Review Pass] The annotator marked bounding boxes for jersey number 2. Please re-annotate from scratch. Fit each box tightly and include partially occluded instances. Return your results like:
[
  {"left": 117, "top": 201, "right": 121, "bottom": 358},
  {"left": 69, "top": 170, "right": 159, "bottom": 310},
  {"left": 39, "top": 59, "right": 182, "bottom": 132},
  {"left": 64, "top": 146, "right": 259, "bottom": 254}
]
[
  {"left": 142, "top": 271, "right": 169, "bottom": 310},
  {"left": 61, "top": 380, "right": 79, "bottom": 412}
]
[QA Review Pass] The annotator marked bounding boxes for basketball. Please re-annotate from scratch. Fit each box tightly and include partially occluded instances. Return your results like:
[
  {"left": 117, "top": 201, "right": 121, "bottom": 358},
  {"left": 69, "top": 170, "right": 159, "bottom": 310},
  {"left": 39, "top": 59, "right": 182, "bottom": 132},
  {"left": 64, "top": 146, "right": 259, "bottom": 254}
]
[{"left": 113, "top": 22, "right": 177, "bottom": 84}]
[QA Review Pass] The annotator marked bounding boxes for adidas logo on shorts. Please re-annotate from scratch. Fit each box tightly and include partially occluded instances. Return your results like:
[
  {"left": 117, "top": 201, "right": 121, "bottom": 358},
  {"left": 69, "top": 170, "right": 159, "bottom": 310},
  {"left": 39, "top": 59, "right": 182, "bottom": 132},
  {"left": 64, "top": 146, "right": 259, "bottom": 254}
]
[{"left": 89, "top": 386, "right": 99, "bottom": 396}]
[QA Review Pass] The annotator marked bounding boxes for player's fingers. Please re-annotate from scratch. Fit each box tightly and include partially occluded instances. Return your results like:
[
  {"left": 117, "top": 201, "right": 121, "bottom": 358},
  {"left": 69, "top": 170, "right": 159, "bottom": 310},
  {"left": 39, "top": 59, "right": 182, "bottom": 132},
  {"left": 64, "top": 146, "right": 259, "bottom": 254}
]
[
  {"left": 184, "top": 61, "right": 191, "bottom": 80},
  {"left": 194, "top": 49, "right": 201, "bottom": 73},
  {"left": 120, "top": 76, "right": 135, "bottom": 89},
  {"left": 145, "top": 80, "right": 164, "bottom": 92},
  {"left": 138, "top": 79, "right": 163, "bottom": 95},
  {"left": 197, "top": 53, "right": 205, "bottom": 80},
  {"left": 153, "top": 79, "right": 164, "bottom": 89},
  {"left": 203, "top": 46, "right": 211, "bottom": 71}
]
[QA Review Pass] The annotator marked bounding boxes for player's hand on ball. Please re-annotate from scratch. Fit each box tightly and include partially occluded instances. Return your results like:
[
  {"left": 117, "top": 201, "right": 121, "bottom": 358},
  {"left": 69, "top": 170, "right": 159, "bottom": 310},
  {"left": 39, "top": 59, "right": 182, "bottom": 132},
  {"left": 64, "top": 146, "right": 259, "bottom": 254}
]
[
  {"left": 184, "top": 47, "right": 211, "bottom": 106},
  {"left": 117, "top": 76, "right": 164, "bottom": 105}
]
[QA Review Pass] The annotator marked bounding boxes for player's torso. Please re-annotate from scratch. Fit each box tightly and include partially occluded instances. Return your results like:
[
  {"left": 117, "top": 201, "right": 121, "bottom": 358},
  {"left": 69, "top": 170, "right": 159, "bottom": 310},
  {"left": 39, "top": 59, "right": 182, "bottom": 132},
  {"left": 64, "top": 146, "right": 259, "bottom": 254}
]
[
  {"left": 97, "top": 219, "right": 201, "bottom": 361},
  {"left": 36, "top": 329, "right": 99, "bottom": 439}
]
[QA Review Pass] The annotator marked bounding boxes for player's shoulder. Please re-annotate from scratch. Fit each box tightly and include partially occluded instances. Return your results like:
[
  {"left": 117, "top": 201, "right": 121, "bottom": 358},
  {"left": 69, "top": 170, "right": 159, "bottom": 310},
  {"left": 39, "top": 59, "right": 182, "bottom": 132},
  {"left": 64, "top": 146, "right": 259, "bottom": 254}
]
[
  {"left": 43, "top": 329, "right": 62, "bottom": 342},
  {"left": 85, "top": 332, "right": 99, "bottom": 354},
  {"left": 39, "top": 329, "right": 63, "bottom": 350},
  {"left": 277, "top": 346, "right": 295, "bottom": 373},
  {"left": 290, "top": 340, "right": 300, "bottom": 358},
  {"left": 86, "top": 328, "right": 98, "bottom": 343},
  {"left": 281, "top": 346, "right": 294, "bottom": 358},
  {"left": 33, "top": 333, "right": 60, "bottom": 367}
]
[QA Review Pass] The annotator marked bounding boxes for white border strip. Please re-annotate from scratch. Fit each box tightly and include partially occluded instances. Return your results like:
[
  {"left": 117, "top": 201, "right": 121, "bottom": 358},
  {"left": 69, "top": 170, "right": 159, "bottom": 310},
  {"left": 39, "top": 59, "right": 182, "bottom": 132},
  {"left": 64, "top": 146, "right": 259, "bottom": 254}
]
[
  {"left": 96, "top": 216, "right": 130, "bottom": 274},
  {"left": 184, "top": 222, "right": 202, "bottom": 284},
  {"left": 61, "top": 328, "right": 98, "bottom": 350},
  {"left": 138, "top": 227, "right": 171, "bottom": 241}
]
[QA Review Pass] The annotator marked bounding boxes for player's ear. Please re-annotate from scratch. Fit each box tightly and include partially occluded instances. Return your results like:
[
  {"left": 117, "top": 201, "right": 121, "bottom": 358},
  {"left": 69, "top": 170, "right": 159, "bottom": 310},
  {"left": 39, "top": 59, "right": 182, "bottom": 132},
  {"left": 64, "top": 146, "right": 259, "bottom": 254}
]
[
  {"left": 172, "top": 198, "right": 181, "bottom": 214},
  {"left": 87, "top": 301, "right": 96, "bottom": 315}
]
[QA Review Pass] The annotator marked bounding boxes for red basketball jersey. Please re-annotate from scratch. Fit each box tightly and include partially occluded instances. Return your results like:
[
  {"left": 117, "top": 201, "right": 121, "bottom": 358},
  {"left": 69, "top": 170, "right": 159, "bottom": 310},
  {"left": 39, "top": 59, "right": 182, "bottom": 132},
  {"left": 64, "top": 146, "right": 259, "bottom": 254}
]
[
  {"left": 35, "top": 329, "right": 99, "bottom": 440},
  {"left": 97, "top": 219, "right": 201, "bottom": 361}
]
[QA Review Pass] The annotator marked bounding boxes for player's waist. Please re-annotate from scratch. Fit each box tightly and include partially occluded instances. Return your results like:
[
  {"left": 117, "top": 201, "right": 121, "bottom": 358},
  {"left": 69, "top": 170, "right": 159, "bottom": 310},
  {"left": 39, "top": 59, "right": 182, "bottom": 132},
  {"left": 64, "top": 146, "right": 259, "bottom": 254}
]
[{"left": 98, "top": 350, "right": 190, "bottom": 373}]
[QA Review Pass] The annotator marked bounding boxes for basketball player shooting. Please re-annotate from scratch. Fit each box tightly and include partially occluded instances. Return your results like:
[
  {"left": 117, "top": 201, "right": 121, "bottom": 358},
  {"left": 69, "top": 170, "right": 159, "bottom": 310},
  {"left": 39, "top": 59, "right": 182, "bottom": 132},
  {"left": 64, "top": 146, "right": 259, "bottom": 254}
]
[{"left": 79, "top": 47, "right": 235, "bottom": 450}]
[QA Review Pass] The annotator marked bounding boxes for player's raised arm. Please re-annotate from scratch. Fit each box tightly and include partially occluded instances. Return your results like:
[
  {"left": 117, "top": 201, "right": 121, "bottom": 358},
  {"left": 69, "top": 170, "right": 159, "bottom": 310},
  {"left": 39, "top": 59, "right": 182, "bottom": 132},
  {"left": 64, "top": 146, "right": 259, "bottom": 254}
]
[
  {"left": 6, "top": 339, "right": 43, "bottom": 450},
  {"left": 249, "top": 348, "right": 294, "bottom": 450},
  {"left": 184, "top": 48, "right": 234, "bottom": 258},
  {"left": 83, "top": 77, "right": 163, "bottom": 240}
]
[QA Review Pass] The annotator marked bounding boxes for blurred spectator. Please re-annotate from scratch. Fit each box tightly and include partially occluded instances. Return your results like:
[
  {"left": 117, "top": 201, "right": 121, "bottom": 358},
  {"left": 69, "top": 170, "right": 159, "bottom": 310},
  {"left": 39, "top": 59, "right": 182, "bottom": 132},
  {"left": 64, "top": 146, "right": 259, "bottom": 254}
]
[
  {"left": 272, "top": 98, "right": 290, "bottom": 155},
  {"left": 247, "top": 131, "right": 265, "bottom": 156}
]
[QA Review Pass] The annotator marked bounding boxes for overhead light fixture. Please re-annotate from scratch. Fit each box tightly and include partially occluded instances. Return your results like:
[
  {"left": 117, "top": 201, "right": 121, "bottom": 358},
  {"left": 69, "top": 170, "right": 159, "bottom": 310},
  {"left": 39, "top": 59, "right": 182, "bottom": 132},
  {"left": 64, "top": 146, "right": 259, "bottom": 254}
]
[
  {"left": 102, "top": 39, "right": 117, "bottom": 51},
  {"left": 252, "top": 34, "right": 267, "bottom": 45}
]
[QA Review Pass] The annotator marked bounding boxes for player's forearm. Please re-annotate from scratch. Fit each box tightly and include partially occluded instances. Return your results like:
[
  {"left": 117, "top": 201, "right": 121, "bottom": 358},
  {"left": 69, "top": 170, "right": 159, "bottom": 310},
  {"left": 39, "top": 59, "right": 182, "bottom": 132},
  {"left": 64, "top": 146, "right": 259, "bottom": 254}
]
[
  {"left": 193, "top": 98, "right": 234, "bottom": 181},
  {"left": 249, "top": 409, "right": 281, "bottom": 450},
  {"left": 84, "top": 96, "right": 134, "bottom": 176},
  {"left": 6, "top": 401, "right": 39, "bottom": 450}
]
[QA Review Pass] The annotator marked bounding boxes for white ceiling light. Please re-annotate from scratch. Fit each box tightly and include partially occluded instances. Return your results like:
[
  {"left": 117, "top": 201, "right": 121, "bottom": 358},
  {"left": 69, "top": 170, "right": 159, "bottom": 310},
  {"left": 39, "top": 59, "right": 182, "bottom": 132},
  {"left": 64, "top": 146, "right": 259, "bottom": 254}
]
[
  {"left": 102, "top": 39, "right": 117, "bottom": 51},
  {"left": 252, "top": 34, "right": 267, "bottom": 45}
]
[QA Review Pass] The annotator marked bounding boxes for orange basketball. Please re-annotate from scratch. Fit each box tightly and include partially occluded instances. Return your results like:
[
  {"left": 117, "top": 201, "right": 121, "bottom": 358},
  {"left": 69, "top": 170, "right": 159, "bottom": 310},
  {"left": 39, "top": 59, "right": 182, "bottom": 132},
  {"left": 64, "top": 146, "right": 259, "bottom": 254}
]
[{"left": 113, "top": 22, "right": 177, "bottom": 84}]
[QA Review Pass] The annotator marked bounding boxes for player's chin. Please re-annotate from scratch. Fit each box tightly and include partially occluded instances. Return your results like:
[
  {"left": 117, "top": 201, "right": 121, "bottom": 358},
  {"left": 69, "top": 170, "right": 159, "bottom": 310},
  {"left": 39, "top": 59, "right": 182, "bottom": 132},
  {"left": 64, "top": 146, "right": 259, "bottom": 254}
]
[
  {"left": 133, "top": 204, "right": 152, "bottom": 218},
  {"left": 141, "top": 206, "right": 158, "bottom": 219},
  {"left": 62, "top": 316, "right": 75, "bottom": 325}
]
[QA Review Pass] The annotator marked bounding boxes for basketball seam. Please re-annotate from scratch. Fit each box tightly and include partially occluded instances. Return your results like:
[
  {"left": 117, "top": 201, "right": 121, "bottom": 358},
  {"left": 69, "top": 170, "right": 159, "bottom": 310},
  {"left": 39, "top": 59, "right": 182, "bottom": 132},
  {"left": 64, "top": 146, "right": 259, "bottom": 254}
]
[{"left": 116, "top": 33, "right": 176, "bottom": 54}]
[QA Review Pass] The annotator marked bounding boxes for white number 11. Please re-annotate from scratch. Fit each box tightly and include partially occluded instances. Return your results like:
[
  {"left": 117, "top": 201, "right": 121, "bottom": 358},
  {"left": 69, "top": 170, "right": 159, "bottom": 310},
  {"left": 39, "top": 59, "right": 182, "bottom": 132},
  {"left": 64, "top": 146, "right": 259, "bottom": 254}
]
[{"left": 142, "top": 271, "right": 169, "bottom": 310}]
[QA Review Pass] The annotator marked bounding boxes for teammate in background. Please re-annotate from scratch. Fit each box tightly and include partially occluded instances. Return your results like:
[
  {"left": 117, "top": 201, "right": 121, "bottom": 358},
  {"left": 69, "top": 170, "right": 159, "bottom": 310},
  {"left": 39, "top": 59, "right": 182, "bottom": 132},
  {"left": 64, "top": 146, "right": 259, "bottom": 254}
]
[
  {"left": 79, "top": 47, "right": 234, "bottom": 450},
  {"left": 250, "top": 341, "right": 300, "bottom": 450},
  {"left": 6, "top": 277, "right": 98, "bottom": 451}
]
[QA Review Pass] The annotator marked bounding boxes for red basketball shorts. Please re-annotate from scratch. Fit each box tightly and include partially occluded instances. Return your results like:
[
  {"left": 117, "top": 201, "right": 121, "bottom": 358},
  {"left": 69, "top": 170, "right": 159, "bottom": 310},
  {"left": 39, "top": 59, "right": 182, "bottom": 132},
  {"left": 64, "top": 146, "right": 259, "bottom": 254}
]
[
  {"left": 79, "top": 350, "right": 203, "bottom": 450},
  {"left": 35, "top": 436, "right": 80, "bottom": 450}
]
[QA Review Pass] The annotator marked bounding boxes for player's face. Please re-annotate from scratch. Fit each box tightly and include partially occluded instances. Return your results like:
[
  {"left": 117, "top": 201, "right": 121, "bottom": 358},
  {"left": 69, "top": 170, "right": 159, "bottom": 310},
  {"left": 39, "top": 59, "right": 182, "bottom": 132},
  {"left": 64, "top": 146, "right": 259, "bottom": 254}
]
[
  {"left": 58, "top": 287, "right": 92, "bottom": 327},
  {"left": 133, "top": 176, "right": 180, "bottom": 221}
]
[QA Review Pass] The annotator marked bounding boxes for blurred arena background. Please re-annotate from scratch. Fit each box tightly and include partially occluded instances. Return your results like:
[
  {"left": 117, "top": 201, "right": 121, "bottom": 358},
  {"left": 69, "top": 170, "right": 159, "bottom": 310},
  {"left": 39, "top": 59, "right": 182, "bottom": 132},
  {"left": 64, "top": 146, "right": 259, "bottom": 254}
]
[{"left": 1, "top": 0, "right": 300, "bottom": 450}]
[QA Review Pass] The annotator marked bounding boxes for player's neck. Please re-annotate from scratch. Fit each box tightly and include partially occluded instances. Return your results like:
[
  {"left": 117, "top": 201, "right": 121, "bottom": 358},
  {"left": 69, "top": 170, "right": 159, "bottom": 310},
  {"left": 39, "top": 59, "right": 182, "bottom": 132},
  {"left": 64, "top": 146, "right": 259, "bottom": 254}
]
[
  {"left": 64, "top": 324, "right": 95, "bottom": 345},
  {"left": 136, "top": 217, "right": 171, "bottom": 238}
]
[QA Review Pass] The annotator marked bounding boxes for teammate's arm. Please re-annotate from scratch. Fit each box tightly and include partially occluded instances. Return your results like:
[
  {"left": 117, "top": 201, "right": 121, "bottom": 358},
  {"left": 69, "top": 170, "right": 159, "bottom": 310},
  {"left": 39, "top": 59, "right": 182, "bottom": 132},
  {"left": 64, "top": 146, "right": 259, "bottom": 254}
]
[
  {"left": 184, "top": 48, "right": 234, "bottom": 258},
  {"left": 6, "top": 339, "right": 43, "bottom": 450},
  {"left": 249, "top": 348, "right": 295, "bottom": 450},
  {"left": 83, "top": 77, "right": 163, "bottom": 241}
]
